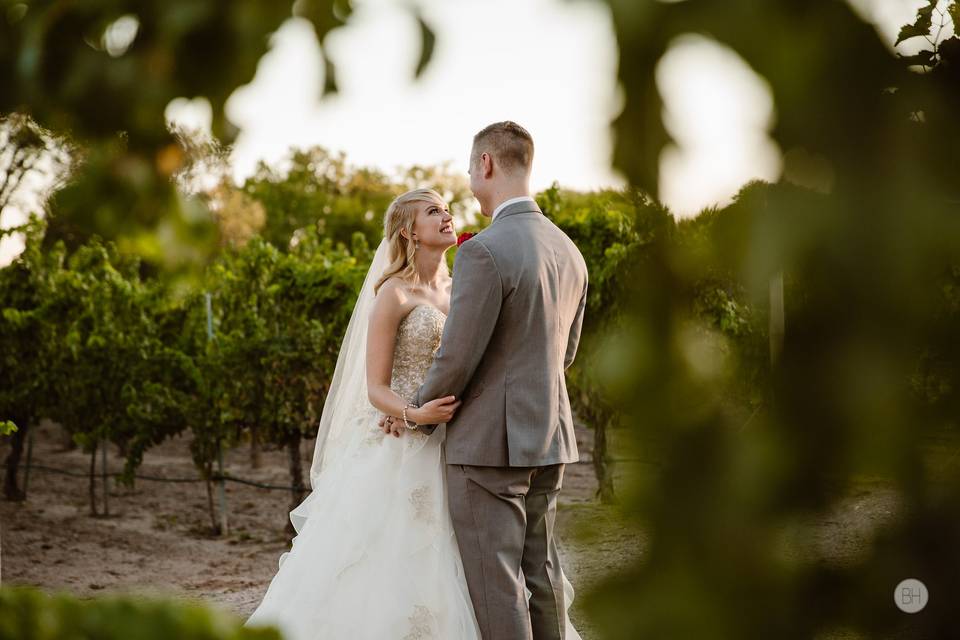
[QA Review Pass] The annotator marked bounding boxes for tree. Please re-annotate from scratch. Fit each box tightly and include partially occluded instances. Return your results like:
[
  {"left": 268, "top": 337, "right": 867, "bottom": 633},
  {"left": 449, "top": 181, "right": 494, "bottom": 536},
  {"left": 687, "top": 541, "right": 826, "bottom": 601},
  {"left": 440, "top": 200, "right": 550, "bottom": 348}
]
[{"left": 241, "top": 148, "right": 394, "bottom": 251}]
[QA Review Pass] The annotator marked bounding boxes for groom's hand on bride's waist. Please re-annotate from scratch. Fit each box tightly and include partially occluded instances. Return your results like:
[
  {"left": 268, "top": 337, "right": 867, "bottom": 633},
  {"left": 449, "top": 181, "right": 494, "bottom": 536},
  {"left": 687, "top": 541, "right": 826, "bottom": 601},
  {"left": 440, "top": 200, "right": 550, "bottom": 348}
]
[{"left": 412, "top": 396, "right": 461, "bottom": 428}]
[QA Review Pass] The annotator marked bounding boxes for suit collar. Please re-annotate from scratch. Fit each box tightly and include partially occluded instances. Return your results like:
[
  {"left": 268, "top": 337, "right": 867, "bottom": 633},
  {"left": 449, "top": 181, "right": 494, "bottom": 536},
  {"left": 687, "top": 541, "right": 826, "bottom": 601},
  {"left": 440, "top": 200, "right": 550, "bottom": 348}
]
[{"left": 490, "top": 198, "right": 542, "bottom": 225}]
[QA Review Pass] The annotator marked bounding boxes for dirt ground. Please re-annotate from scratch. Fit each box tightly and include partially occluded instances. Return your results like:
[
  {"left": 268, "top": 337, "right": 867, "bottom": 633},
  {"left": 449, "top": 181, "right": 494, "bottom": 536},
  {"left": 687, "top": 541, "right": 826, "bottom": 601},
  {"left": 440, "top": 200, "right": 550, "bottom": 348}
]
[
  {"left": 0, "top": 418, "right": 904, "bottom": 639},
  {"left": 0, "top": 419, "right": 643, "bottom": 638}
]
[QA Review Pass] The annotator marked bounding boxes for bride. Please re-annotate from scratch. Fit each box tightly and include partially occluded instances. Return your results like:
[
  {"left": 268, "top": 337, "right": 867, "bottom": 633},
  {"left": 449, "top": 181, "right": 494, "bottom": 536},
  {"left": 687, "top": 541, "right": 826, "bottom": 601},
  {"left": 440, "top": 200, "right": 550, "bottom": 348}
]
[{"left": 244, "top": 188, "right": 578, "bottom": 639}]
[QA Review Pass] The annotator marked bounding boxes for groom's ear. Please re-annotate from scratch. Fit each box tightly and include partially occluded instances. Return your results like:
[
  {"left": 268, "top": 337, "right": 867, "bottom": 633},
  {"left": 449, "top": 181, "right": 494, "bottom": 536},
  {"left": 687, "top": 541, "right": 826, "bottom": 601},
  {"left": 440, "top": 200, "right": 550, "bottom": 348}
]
[{"left": 481, "top": 152, "right": 494, "bottom": 179}]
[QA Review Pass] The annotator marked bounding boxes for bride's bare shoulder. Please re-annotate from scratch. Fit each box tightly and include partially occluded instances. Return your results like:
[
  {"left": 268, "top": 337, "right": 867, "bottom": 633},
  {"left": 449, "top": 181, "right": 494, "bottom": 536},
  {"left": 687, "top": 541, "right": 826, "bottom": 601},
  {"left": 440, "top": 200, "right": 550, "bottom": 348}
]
[
  {"left": 376, "top": 276, "right": 413, "bottom": 302},
  {"left": 372, "top": 277, "right": 412, "bottom": 320},
  {"left": 377, "top": 274, "right": 405, "bottom": 292}
]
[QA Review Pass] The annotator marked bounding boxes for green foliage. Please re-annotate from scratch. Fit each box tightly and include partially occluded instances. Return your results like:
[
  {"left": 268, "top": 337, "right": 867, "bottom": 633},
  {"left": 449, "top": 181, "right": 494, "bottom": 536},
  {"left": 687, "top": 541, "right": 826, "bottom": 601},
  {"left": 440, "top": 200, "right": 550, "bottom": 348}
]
[
  {"left": 240, "top": 148, "right": 394, "bottom": 251},
  {"left": 37, "top": 235, "right": 180, "bottom": 481},
  {"left": 4, "top": 2, "right": 959, "bottom": 636},
  {"left": 186, "top": 227, "right": 368, "bottom": 486},
  {"left": 0, "top": 0, "right": 434, "bottom": 276},
  {"left": 1, "top": 206, "right": 372, "bottom": 516},
  {"left": 539, "top": 184, "right": 671, "bottom": 501},
  {"left": 0, "top": 585, "right": 282, "bottom": 640},
  {"left": 591, "top": 0, "right": 960, "bottom": 637},
  {"left": 1, "top": 2, "right": 324, "bottom": 149},
  {"left": 895, "top": 0, "right": 959, "bottom": 70},
  {"left": 0, "top": 215, "right": 62, "bottom": 453},
  {"left": 413, "top": 9, "right": 437, "bottom": 79},
  {"left": 239, "top": 147, "right": 474, "bottom": 253},
  {"left": 911, "top": 262, "right": 960, "bottom": 418},
  {"left": 895, "top": 0, "right": 939, "bottom": 46},
  {"left": 540, "top": 184, "right": 669, "bottom": 323},
  {"left": 44, "top": 135, "right": 220, "bottom": 277}
]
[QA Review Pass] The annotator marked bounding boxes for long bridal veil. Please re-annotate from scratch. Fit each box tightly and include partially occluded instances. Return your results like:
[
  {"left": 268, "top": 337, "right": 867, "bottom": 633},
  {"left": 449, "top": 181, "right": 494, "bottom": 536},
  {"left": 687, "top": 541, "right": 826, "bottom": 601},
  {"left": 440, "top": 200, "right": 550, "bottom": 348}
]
[{"left": 287, "top": 238, "right": 389, "bottom": 537}]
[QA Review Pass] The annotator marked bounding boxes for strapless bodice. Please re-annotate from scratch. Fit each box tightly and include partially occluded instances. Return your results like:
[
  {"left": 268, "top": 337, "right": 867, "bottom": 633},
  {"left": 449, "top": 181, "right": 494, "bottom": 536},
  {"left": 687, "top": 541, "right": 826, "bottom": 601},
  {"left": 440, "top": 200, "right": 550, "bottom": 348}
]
[{"left": 390, "top": 304, "right": 446, "bottom": 402}]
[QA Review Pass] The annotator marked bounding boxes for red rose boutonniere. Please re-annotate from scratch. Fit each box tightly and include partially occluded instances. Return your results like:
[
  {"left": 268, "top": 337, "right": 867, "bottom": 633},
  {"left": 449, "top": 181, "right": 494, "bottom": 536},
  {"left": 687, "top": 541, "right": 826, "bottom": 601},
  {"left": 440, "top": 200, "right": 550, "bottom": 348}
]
[{"left": 457, "top": 232, "right": 476, "bottom": 247}]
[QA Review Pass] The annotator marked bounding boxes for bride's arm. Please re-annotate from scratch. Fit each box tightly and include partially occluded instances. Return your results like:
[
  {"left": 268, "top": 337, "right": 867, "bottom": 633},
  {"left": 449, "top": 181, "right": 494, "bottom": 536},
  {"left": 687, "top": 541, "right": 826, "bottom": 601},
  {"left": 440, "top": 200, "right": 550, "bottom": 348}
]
[
  {"left": 365, "top": 282, "right": 415, "bottom": 420},
  {"left": 365, "top": 281, "right": 460, "bottom": 429}
]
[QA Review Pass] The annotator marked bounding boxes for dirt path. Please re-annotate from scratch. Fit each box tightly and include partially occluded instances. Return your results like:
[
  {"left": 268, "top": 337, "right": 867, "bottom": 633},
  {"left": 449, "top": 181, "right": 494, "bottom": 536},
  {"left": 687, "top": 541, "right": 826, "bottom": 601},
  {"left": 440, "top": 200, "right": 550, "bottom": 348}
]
[
  {"left": 0, "top": 419, "right": 903, "bottom": 638},
  {"left": 0, "top": 419, "right": 643, "bottom": 638}
]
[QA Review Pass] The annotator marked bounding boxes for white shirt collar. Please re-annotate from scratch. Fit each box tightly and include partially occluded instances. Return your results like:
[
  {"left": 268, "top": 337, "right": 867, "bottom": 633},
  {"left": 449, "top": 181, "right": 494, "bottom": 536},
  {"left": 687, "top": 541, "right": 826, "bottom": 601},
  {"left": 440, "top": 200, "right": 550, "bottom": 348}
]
[{"left": 491, "top": 195, "right": 536, "bottom": 221}]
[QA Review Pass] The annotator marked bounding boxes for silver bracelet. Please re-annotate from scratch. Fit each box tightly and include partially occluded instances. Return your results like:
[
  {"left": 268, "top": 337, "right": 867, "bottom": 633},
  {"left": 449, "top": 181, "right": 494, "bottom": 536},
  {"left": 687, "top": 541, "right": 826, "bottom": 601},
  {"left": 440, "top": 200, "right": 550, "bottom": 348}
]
[{"left": 402, "top": 403, "right": 418, "bottom": 430}]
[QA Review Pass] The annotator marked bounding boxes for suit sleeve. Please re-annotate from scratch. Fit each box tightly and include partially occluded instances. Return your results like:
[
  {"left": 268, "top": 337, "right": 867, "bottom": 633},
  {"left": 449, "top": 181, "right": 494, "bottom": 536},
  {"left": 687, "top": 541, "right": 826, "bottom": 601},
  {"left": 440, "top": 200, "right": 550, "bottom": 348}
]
[
  {"left": 564, "top": 278, "right": 588, "bottom": 371},
  {"left": 413, "top": 239, "right": 503, "bottom": 430}
]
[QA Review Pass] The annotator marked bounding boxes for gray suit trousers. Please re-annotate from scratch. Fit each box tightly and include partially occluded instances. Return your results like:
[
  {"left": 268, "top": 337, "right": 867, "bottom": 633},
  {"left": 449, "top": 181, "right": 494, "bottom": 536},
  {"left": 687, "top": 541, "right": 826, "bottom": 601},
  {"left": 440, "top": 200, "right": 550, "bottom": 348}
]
[{"left": 446, "top": 463, "right": 567, "bottom": 640}]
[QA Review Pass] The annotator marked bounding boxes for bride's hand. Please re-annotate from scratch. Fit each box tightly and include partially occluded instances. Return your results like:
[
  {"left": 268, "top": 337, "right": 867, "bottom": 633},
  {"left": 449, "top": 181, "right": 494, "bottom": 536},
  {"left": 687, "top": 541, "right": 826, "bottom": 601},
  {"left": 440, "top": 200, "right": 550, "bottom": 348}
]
[
  {"left": 378, "top": 396, "right": 461, "bottom": 437},
  {"left": 411, "top": 396, "right": 461, "bottom": 425}
]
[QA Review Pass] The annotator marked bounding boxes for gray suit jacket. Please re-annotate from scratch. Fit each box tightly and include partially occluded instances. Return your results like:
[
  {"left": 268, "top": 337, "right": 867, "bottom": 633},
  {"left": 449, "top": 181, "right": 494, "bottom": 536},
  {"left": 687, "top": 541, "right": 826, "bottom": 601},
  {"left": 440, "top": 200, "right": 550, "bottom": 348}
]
[{"left": 413, "top": 199, "right": 588, "bottom": 467}]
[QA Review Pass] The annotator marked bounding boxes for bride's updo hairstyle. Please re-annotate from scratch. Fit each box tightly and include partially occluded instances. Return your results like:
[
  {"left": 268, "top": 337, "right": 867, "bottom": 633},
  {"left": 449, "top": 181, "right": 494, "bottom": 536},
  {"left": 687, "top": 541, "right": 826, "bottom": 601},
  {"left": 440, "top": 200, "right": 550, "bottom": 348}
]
[{"left": 374, "top": 188, "right": 449, "bottom": 295}]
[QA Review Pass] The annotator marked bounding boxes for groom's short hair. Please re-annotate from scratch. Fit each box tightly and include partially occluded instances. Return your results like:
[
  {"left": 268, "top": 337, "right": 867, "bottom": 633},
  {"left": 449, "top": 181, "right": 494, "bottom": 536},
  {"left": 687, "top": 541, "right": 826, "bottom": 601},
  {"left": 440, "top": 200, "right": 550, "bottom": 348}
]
[{"left": 472, "top": 121, "right": 534, "bottom": 175}]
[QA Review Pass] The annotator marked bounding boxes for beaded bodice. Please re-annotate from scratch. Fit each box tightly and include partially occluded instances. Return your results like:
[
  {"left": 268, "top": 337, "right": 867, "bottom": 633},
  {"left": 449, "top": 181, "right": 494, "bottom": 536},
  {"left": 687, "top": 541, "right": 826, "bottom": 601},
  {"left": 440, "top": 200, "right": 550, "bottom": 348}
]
[{"left": 390, "top": 304, "right": 446, "bottom": 402}]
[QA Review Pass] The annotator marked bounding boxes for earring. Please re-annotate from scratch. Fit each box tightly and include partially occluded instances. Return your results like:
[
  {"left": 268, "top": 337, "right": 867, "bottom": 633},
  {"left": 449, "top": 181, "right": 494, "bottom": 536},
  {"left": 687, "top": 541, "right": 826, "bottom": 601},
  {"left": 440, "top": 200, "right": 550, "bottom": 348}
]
[{"left": 414, "top": 239, "right": 419, "bottom": 251}]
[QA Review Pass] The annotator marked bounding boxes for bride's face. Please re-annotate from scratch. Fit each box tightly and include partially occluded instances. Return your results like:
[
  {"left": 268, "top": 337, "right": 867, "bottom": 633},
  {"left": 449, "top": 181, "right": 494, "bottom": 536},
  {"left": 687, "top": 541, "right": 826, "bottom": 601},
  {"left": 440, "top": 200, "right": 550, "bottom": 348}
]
[{"left": 410, "top": 199, "right": 456, "bottom": 250}]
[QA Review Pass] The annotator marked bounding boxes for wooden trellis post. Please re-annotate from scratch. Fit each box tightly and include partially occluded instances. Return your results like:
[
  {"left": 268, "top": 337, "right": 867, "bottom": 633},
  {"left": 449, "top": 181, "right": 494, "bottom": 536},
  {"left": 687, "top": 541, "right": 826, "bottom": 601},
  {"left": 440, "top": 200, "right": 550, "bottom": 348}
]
[
  {"left": 22, "top": 428, "right": 34, "bottom": 499},
  {"left": 101, "top": 437, "right": 109, "bottom": 516},
  {"left": 206, "top": 291, "right": 229, "bottom": 536}
]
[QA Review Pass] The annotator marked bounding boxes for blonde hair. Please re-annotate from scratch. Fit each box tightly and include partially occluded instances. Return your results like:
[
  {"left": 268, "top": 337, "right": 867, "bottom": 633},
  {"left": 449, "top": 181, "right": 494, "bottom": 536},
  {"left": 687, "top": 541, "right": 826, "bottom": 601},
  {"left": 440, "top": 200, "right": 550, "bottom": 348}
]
[{"left": 374, "top": 188, "right": 449, "bottom": 295}]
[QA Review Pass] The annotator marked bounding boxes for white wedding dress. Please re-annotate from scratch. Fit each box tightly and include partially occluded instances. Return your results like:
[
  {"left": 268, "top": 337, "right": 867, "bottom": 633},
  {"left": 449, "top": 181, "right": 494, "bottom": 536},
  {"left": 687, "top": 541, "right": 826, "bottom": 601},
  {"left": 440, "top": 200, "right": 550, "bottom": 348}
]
[
  {"left": 244, "top": 304, "right": 482, "bottom": 639},
  {"left": 244, "top": 241, "right": 580, "bottom": 640}
]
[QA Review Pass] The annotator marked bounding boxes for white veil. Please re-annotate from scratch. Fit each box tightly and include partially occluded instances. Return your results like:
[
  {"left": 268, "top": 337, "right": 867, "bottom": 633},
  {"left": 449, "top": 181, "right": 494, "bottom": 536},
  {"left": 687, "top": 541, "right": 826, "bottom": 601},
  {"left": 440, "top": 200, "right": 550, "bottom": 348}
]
[
  {"left": 284, "top": 238, "right": 389, "bottom": 537},
  {"left": 307, "top": 237, "right": 390, "bottom": 490}
]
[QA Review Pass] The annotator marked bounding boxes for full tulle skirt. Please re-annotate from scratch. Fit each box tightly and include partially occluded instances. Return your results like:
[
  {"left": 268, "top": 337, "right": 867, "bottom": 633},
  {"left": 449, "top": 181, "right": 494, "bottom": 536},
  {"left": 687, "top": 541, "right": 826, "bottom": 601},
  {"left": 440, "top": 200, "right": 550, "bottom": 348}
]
[
  {"left": 244, "top": 407, "right": 580, "bottom": 639},
  {"left": 244, "top": 412, "right": 481, "bottom": 640}
]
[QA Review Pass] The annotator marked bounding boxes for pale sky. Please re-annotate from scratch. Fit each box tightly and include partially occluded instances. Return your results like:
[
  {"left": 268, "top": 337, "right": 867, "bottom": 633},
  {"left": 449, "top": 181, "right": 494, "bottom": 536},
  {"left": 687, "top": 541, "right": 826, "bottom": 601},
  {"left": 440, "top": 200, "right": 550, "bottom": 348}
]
[
  {"left": 0, "top": 0, "right": 940, "bottom": 266},
  {"left": 221, "top": 0, "right": 623, "bottom": 193}
]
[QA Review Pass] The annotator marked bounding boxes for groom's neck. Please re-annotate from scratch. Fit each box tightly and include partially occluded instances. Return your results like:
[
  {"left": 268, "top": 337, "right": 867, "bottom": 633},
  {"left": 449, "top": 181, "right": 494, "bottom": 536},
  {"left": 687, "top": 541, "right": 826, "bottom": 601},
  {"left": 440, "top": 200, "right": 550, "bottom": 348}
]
[{"left": 485, "top": 181, "right": 531, "bottom": 217}]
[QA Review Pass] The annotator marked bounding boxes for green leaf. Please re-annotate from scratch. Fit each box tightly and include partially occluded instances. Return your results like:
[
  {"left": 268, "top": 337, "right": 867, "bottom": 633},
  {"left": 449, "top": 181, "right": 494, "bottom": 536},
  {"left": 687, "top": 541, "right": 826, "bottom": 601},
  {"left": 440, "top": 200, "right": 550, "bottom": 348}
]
[
  {"left": 939, "top": 35, "right": 960, "bottom": 61},
  {"left": 895, "top": 0, "right": 937, "bottom": 45},
  {"left": 322, "top": 50, "right": 338, "bottom": 97},
  {"left": 414, "top": 11, "right": 436, "bottom": 79},
  {"left": 2, "top": 307, "right": 23, "bottom": 326}
]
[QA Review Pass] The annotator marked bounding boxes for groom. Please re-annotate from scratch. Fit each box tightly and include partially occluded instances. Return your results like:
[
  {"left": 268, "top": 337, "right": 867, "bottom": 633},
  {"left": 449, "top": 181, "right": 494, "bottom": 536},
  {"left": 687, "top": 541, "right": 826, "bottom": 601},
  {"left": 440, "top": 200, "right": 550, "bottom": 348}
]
[{"left": 383, "top": 121, "right": 588, "bottom": 640}]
